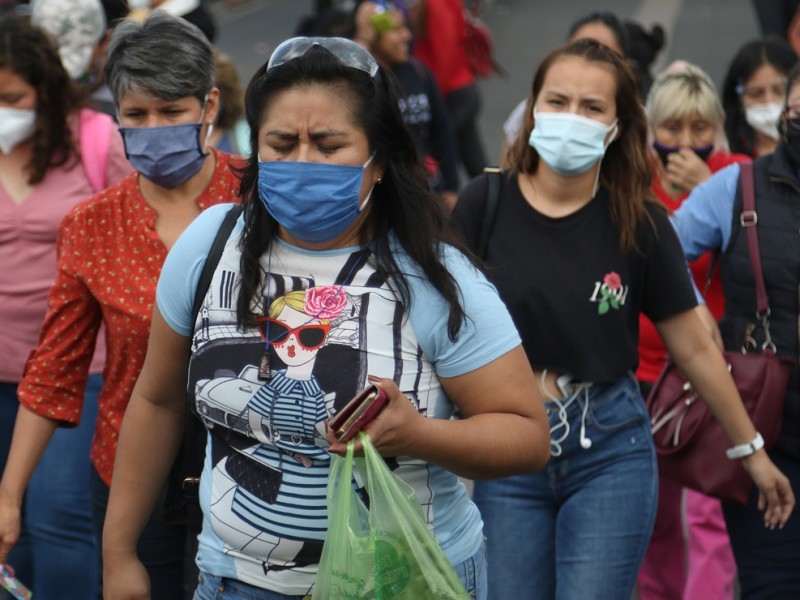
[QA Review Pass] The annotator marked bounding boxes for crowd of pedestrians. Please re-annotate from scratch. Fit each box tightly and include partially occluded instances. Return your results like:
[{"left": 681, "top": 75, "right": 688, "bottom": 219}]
[{"left": 0, "top": 1, "right": 799, "bottom": 599}]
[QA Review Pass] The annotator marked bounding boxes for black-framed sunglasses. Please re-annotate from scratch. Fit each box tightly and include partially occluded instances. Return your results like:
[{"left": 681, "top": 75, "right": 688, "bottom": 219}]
[{"left": 267, "top": 37, "right": 381, "bottom": 81}]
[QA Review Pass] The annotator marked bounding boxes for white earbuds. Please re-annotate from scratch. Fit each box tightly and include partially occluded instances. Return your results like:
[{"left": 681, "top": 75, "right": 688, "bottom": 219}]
[{"left": 579, "top": 400, "right": 592, "bottom": 449}]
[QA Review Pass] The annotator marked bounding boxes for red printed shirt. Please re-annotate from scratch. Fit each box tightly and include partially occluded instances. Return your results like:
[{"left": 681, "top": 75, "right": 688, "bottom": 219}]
[{"left": 18, "top": 149, "right": 242, "bottom": 485}]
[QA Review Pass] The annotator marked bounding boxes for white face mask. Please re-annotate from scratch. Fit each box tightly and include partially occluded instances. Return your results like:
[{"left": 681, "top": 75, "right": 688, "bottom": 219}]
[
  {"left": 745, "top": 101, "right": 783, "bottom": 140},
  {"left": 0, "top": 106, "right": 36, "bottom": 154}
]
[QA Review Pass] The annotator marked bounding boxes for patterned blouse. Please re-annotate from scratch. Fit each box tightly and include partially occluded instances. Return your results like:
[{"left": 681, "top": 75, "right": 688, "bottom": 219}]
[{"left": 18, "top": 149, "right": 241, "bottom": 485}]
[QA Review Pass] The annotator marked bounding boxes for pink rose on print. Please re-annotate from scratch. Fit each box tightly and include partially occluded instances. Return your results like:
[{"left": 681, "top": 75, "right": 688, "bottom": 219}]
[
  {"left": 603, "top": 272, "right": 622, "bottom": 291},
  {"left": 305, "top": 285, "right": 347, "bottom": 320}
]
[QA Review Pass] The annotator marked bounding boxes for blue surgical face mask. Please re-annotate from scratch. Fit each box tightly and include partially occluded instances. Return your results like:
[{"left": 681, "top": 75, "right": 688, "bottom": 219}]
[
  {"left": 119, "top": 107, "right": 212, "bottom": 189},
  {"left": 257, "top": 155, "right": 375, "bottom": 243},
  {"left": 528, "top": 111, "right": 618, "bottom": 176}
]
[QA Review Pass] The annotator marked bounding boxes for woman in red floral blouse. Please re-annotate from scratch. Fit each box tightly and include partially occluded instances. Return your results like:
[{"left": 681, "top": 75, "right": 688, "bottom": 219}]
[{"left": 0, "top": 12, "right": 241, "bottom": 599}]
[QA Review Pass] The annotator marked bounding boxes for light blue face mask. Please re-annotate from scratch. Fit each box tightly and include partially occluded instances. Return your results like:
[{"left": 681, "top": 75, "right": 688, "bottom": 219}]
[
  {"left": 528, "top": 111, "right": 618, "bottom": 176},
  {"left": 257, "top": 155, "right": 375, "bottom": 243}
]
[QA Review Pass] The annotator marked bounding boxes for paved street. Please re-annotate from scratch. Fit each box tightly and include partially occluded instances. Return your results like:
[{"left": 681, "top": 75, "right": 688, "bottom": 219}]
[{"left": 212, "top": 0, "right": 762, "bottom": 169}]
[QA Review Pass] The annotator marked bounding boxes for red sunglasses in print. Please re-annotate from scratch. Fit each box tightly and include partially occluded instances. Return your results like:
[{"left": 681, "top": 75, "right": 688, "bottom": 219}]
[{"left": 258, "top": 316, "right": 331, "bottom": 351}]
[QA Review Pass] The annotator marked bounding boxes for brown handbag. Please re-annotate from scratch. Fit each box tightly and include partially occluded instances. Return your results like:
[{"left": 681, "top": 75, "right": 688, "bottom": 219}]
[{"left": 645, "top": 161, "right": 793, "bottom": 504}]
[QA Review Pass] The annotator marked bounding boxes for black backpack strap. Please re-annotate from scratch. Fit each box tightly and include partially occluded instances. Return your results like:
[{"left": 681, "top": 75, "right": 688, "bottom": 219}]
[
  {"left": 191, "top": 203, "right": 243, "bottom": 324},
  {"left": 478, "top": 166, "right": 503, "bottom": 260}
]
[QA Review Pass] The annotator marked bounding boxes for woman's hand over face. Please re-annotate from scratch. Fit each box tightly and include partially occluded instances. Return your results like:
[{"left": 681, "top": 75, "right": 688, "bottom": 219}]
[
  {"left": 664, "top": 148, "right": 712, "bottom": 193},
  {"left": 353, "top": 2, "right": 380, "bottom": 48}
]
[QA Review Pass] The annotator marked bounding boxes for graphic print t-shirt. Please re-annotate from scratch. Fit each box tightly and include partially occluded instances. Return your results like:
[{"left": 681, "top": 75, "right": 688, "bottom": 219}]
[
  {"left": 454, "top": 174, "right": 698, "bottom": 383},
  {"left": 157, "top": 204, "right": 520, "bottom": 594}
]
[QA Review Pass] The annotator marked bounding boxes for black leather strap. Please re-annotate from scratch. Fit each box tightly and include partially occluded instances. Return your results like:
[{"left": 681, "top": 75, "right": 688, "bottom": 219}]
[
  {"left": 191, "top": 203, "right": 243, "bottom": 324},
  {"left": 478, "top": 167, "right": 502, "bottom": 260}
]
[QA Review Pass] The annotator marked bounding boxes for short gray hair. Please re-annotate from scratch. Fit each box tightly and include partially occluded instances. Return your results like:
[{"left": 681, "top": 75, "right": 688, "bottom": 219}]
[{"left": 105, "top": 10, "right": 215, "bottom": 105}]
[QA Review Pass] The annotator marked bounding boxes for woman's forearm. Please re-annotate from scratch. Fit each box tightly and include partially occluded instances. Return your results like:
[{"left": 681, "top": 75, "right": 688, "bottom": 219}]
[
  {"left": 334, "top": 347, "right": 551, "bottom": 480},
  {"left": 102, "top": 394, "right": 185, "bottom": 557},
  {"left": 406, "top": 412, "right": 549, "bottom": 480},
  {"left": 673, "top": 342, "right": 758, "bottom": 446},
  {"left": 103, "top": 308, "right": 192, "bottom": 558},
  {"left": 0, "top": 406, "right": 58, "bottom": 505}
]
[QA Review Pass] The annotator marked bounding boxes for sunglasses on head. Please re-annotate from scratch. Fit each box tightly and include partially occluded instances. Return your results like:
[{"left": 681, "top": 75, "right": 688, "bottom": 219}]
[
  {"left": 267, "top": 36, "right": 381, "bottom": 81},
  {"left": 258, "top": 316, "right": 331, "bottom": 351}
]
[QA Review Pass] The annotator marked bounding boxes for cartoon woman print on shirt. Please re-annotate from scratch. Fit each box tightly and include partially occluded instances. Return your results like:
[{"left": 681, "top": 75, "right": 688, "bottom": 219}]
[
  {"left": 220, "top": 286, "right": 348, "bottom": 562},
  {"left": 246, "top": 286, "right": 346, "bottom": 458},
  {"left": 194, "top": 250, "right": 441, "bottom": 579}
]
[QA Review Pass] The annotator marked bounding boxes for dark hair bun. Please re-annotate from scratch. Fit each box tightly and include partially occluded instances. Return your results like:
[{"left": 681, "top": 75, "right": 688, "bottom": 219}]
[{"left": 625, "top": 21, "right": 666, "bottom": 68}]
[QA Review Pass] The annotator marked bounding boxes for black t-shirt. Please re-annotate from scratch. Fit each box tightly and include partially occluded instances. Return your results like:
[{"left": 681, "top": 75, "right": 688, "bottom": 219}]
[{"left": 453, "top": 172, "right": 697, "bottom": 383}]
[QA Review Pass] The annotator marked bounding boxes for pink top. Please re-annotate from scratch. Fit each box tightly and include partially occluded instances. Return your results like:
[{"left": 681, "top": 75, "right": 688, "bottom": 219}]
[{"left": 0, "top": 109, "right": 131, "bottom": 382}]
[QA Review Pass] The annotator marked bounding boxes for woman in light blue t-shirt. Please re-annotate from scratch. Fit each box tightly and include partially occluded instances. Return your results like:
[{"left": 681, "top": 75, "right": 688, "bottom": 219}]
[{"left": 101, "top": 35, "right": 552, "bottom": 599}]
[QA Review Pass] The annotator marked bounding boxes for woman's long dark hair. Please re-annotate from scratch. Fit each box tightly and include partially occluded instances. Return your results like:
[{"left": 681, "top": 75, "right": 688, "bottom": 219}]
[
  {"left": 507, "top": 38, "right": 659, "bottom": 252},
  {"left": 0, "top": 16, "right": 82, "bottom": 184},
  {"left": 721, "top": 36, "right": 797, "bottom": 157},
  {"left": 236, "top": 44, "right": 466, "bottom": 339}
]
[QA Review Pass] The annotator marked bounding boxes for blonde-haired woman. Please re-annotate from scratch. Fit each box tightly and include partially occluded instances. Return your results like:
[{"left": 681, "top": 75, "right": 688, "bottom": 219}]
[{"left": 637, "top": 62, "right": 750, "bottom": 600}]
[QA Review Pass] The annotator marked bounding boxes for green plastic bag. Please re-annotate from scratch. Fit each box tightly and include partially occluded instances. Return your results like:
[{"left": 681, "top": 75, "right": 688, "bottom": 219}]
[{"left": 313, "top": 433, "right": 470, "bottom": 599}]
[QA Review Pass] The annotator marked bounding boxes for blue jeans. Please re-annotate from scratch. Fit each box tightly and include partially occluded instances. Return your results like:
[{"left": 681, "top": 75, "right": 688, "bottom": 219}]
[
  {"left": 0, "top": 374, "right": 102, "bottom": 600},
  {"left": 722, "top": 448, "right": 800, "bottom": 599},
  {"left": 473, "top": 374, "right": 658, "bottom": 600},
  {"left": 192, "top": 541, "right": 487, "bottom": 599}
]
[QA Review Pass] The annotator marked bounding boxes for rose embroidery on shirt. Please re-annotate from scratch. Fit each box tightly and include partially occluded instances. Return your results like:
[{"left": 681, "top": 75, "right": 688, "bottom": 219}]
[
  {"left": 603, "top": 272, "right": 621, "bottom": 290},
  {"left": 590, "top": 271, "right": 628, "bottom": 315}
]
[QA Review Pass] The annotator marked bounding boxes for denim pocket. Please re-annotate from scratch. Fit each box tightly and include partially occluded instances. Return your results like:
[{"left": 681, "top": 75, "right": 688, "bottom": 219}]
[
  {"left": 452, "top": 552, "right": 477, "bottom": 596},
  {"left": 586, "top": 376, "right": 645, "bottom": 433},
  {"left": 193, "top": 572, "right": 215, "bottom": 600},
  {"left": 451, "top": 540, "right": 489, "bottom": 599}
]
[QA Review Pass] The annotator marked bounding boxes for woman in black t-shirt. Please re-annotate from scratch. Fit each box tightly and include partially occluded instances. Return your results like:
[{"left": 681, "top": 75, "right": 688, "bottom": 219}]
[{"left": 453, "top": 38, "right": 794, "bottom": 600}]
